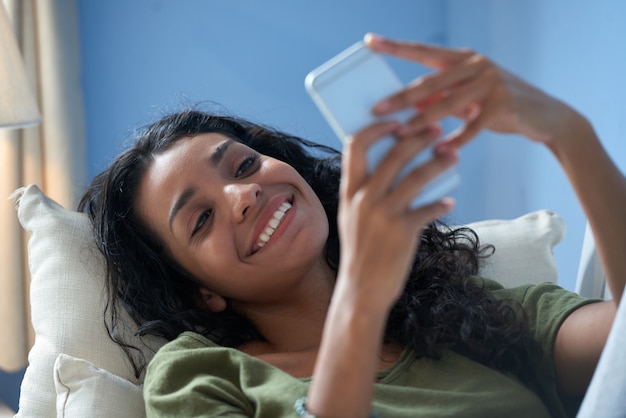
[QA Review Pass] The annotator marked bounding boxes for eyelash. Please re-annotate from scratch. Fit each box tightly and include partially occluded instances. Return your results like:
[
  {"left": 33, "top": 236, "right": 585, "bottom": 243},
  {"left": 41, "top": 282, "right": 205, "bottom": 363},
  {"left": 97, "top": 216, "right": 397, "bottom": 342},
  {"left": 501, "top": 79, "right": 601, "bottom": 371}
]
[
  {"left": 192, "top": 209, "right": 212, "bottom": 237},
  {"left": 191, "top": 153, "right": 260, "bottom": 238},
  {"left": 235, "top": 153, "right": 260, "bottom": 177}
]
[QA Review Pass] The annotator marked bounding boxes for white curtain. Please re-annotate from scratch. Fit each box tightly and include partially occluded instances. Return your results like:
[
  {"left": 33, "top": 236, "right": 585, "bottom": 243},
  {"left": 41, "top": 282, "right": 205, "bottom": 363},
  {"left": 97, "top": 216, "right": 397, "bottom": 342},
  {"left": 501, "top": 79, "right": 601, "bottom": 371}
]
[{"left": 0, "top": 0, "right": 85, "bottom": 371}]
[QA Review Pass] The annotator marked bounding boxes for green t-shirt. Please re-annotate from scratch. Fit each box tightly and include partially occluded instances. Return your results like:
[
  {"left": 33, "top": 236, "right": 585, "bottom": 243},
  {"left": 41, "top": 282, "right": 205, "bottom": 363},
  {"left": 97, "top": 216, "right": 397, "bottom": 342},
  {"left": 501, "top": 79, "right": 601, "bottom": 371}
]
[{"left": 144, "top": 281, "right": 594, "bottom": 417}]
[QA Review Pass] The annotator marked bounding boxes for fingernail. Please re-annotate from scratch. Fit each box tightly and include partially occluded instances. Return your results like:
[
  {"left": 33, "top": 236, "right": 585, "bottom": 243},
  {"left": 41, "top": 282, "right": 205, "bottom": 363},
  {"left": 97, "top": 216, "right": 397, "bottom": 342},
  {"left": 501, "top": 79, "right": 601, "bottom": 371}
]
[
  {"left": 396, "top": 124, "right": 411, "bottom": 136},
  {"left": 435, "top": 142, "right": 449, "bottom": 154},
  {"left": 373, "top": 100, "right": 390, "bottom": 113},
  {"left": 364, "top": 33, "right": 383, "bottom": 46},
  {"left": 388, "top": 120, "right": 401, "bottom": 131},
  {"left": 429, "top": 124, "right": 442, "bottom": 137},
  {"left": 441, "top": 197, "right": 456, "bottom": 210}
]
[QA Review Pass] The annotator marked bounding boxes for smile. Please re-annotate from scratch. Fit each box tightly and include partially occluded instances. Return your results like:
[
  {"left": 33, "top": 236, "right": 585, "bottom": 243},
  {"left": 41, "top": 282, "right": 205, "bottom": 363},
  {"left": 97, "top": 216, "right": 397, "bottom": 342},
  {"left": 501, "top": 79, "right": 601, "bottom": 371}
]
[{"left": 255, "top": 201, "right": 292, "bottom": 249}]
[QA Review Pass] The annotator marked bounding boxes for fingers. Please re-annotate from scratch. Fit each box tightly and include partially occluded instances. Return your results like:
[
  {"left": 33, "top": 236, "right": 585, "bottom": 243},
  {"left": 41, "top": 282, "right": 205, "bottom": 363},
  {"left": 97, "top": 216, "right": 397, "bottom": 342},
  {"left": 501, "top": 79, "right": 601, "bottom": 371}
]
[
  {"left": 341, "top": 120, "right": 400, "bottom": 199},
  {"left": 401, "top": 67, "right": 493, "bottom": 133},
  {"left": 342, "top": 119, "right": 457, "bottom": 217},
  {"left": 408, "top": 196, "right": 456, "bottom": 227},
  {"left": 363, "top": 126, "right": 442, "bottom": 203},
  {"left": 438, "top": 97, "right": 498, "bottom": 150},
  {"left": 388, "top": 146, "right": 458, "bottom": 212},
  {"left": 364, "top": 33, "right": 471, "bottom": 70},
  {"left": 373, "top": 53, "right": 490, "bottom": 117}
]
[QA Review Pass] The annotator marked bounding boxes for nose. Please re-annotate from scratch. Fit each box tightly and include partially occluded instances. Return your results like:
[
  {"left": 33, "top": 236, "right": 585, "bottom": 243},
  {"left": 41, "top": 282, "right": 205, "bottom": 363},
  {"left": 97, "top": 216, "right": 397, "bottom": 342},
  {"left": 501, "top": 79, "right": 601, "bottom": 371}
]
[{"left": 224, "top": 182, "right": 262, "bottom": 222}]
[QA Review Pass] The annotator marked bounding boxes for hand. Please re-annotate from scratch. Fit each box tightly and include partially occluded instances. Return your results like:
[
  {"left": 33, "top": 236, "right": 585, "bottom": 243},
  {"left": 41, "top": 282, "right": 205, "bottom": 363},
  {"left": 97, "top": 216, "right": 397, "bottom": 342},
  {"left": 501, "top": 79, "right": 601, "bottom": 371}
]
[
  {"left": 337, "top": 120, "right": 456, "bottom": 312},
  {"left": 365, "top": 33, "right": 578, "bottom": 150}
]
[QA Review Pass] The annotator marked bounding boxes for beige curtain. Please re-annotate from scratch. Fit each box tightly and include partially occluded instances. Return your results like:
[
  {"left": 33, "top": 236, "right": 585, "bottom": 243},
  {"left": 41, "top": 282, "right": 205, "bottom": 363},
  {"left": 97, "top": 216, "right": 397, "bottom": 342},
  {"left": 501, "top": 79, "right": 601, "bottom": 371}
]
[{"left": 0, "top": 0, "right": 85, "bottom": 371}]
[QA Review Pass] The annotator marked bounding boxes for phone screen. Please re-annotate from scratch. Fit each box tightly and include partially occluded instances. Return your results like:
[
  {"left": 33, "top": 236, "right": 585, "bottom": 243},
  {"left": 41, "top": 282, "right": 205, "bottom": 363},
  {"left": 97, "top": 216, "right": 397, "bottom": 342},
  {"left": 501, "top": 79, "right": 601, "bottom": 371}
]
[
  {"left": 305, "top": 41, "right": 413, "bottom": 139},
  {"left": 305, "top": 41, "right": 460, "bottom": 207}
]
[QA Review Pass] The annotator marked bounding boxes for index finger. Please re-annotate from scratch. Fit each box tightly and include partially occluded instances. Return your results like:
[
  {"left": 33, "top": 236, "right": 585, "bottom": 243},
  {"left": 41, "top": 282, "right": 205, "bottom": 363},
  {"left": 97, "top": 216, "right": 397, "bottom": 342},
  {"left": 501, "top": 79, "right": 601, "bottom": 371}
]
[
  {"left": 364, "top": 33, "right": 470, "bottom": 70},
  {"left": 341, "top": 120, "right": 400, "bottom": 199}
]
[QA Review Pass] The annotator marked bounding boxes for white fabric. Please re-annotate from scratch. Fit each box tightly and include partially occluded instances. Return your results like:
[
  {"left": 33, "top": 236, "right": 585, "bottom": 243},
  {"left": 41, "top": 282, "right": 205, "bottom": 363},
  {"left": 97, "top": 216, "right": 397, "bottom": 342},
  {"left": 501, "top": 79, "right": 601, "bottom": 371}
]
[
  {"left": 461, "top": 209, "right": 564, "bottom": 287},
  {"left": 54, "top": 353, "right": 145, "bottom": 418},
  {"left": 0, "top": 402, "right": 15, "bottom": 418},
  {"left": 13, "top": 184, "right": 564, "bottom": 417},
  {"left": 576, "top": 222, "right": 611, "bottom": 299},
  {"left": 13, "top": 184, "right": 164, "bottom": 418}
]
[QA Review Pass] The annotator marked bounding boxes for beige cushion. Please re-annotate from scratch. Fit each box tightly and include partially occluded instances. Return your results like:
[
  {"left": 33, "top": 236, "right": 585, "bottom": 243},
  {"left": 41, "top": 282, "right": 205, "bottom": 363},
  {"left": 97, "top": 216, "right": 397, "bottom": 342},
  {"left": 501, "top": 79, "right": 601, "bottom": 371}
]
[
  {"left": 14, "top": 184, "right": 164, "bottom": 418},
  {"left": 462, "top": 209, "right": 564, "bottom": 288},
  {"left": 0, "top": 402, "right": 15, "bottom": 418},
  {"left": 13, "top": 184, "right": 564, "bottom": 417},
  {"left": 54, "top": 353, "right": 144, "bottom": 418}
]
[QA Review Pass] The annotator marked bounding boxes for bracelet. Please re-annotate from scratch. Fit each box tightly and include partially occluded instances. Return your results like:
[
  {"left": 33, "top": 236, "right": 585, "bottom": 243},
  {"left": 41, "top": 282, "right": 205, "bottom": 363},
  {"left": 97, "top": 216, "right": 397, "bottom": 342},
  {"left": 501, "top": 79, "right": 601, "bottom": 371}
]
[
  {"left": 294, "top": 397, "right": 316, "bottom": 418},
  {"left": 294, "top": 397, "right": 377, "bottom": 418}
]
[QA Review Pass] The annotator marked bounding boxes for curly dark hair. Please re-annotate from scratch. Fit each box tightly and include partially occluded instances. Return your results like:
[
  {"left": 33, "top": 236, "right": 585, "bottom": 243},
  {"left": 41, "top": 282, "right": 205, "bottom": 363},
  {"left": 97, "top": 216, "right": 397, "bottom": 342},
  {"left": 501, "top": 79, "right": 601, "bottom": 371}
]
[{"left": 78, "top": 109, "right": 541, "bottom": 386}]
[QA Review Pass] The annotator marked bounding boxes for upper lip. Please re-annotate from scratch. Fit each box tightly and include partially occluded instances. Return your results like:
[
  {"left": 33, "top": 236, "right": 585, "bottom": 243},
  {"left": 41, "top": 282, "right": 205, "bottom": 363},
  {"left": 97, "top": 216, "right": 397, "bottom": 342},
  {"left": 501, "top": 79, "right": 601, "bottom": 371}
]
[{"left": 247, "top": 194, "right": 293, "bottom": 256}]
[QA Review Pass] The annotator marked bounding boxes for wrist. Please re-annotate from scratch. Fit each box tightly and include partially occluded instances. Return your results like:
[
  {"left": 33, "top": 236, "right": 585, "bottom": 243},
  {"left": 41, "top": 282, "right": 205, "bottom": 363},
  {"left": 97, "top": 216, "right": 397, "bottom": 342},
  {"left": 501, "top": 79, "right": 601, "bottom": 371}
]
[
  {"left": 543, "top": 105, "right": 594, "bottom": 154},
  {"left": 308, "top": 284, "right": 388, "bottom": 417},
  {"left": 333, "top": 268, "right": 398, "bottom": 316}
]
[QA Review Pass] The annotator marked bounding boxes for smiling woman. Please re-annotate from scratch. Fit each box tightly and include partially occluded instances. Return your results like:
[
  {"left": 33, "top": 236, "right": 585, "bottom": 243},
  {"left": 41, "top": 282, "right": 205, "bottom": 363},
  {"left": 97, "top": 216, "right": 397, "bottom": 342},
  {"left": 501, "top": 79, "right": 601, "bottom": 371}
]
[
  {"left": 134, "top": 132, "right": 331, "bottom": 313},
  {"left": 79, "top": 110, "right": 343, "bottom": 359},
  {"left": 76, "top": 36, "right": 626, "bottom": 418}
]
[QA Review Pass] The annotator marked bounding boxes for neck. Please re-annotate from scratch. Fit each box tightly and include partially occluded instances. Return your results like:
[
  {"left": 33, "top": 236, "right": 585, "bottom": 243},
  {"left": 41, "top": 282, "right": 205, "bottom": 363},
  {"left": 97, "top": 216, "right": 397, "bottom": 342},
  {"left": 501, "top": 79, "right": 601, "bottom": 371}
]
[{"left": 233, "top": 261, "right": 335, "bottom": 353}]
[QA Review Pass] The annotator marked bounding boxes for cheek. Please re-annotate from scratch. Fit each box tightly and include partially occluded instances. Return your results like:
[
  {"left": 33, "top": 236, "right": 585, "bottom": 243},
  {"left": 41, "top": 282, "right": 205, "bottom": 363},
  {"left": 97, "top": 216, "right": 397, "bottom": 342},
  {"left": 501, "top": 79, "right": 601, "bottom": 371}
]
[
  {"left": 302, "top": 202, "right": 330, "bottom": 254},
  {"left": 187, "top": 240, "right": 236, "bottom": 282}
]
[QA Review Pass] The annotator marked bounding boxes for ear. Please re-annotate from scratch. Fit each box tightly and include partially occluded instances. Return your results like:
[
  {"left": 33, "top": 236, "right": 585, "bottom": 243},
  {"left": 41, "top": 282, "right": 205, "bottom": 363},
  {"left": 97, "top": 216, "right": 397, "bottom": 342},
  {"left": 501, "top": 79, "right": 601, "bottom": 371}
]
[{"left": 196, "top": 287, "right": 227, "bottom": 313}]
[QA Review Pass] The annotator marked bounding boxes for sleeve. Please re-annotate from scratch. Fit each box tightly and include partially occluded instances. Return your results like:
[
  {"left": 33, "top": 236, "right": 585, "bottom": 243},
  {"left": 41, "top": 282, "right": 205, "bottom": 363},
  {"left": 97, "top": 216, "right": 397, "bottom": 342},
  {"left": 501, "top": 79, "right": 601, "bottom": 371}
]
[
  {"left": 492, "top": 281, "right": 597, "bottom": 364},
  {"left": 143, "top": 333, "right": 253, "bottom": 418},
  {"left": 491, "top": 280, "right": 600, "bottom": 417}
]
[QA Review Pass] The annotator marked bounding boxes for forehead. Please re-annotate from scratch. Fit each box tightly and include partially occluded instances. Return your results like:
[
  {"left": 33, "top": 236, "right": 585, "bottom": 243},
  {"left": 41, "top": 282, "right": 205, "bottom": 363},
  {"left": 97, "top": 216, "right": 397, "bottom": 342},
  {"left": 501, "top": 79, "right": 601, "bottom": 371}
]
[
  {"left": 136, "top": 133, "right": 232, "bottom": 223},
  {"left": 147, "top": 132, "right": 234, "bottom": 181}
]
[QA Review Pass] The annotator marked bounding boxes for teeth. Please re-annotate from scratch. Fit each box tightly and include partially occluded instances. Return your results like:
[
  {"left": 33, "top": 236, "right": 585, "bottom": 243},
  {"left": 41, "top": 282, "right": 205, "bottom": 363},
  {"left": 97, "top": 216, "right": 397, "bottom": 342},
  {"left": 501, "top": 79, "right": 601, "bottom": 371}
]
[
  {"left": 256, "top": 201, "right": 291, "bottom": 248},
  {"left": 268, "top": 218, "right": 280, "bottom": 228}
]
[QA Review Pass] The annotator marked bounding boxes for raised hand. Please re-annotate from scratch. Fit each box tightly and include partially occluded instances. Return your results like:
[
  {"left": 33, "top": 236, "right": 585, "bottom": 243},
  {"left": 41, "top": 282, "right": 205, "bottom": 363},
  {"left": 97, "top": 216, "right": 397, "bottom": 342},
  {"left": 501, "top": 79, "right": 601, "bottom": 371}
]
[
  {"left": 336, "top": 120, "right": 456, "bottom": 311},
  {"left": 307, "top": 120, "right": 457, "bottom": 417},
  {"left": 365, "top": 33, "right": 578, "bottom": 150}
]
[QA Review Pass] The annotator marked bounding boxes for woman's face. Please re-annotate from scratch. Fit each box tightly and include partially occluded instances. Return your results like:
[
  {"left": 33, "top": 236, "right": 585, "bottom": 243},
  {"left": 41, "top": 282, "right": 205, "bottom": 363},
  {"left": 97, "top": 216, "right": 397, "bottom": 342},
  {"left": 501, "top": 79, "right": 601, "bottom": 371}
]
[{"left": 135, "top": 133, "right": 330, "bottom": 307}]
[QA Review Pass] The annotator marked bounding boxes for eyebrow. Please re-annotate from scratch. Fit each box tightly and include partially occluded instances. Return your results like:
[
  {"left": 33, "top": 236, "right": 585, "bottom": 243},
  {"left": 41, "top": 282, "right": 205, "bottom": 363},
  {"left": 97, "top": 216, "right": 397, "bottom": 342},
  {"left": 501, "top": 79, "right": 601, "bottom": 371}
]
[
  {"left": 168, "top": 187, "right": 197, "bottom": 233},
  {"left": 210, "top": 139, "right": 234, "bottom": 167},
  {"left": 167, "top": 139, "right": 234, "bottom": 233}
]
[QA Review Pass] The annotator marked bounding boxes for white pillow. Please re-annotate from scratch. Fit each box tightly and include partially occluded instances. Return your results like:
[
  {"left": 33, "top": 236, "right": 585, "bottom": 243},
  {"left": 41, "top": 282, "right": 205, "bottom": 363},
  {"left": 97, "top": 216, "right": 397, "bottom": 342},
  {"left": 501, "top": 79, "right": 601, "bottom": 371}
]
[
  {"left": 13, "top": 184, "right": 165, "bottom": 418},
  {"left": 0, "top": 402, "right": 15, "bottom": 418},
  {"left": 54, "top": 353, "right": 144, "bottom": 418},
  {"left": 461, "top": 209, "right": 564, "bottom": 288},
  {"left": 13, "top": 184, "right": 564, "bottom": 417}
]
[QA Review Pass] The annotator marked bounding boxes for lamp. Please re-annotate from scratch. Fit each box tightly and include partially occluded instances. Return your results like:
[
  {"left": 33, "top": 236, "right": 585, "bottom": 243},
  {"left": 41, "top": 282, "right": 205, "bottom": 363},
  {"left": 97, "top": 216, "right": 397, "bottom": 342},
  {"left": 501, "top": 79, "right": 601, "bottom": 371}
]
[{"left": 0, "top": 1, "right": 40, "bottom": 129}]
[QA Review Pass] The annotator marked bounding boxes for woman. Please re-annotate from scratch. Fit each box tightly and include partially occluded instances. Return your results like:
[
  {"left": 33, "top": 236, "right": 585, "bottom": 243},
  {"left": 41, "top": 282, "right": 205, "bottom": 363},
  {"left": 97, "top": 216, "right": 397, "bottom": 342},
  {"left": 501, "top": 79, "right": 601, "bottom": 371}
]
[{"left": 79, "top": 34, "right": 624, "bottom": 417}]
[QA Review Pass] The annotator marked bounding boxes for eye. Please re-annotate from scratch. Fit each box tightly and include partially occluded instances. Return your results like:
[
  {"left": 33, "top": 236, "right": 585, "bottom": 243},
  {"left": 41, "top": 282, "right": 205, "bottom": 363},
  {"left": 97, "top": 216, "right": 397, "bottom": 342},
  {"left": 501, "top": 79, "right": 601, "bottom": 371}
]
[
  {"left": 192, "top": 209, "right": 213, "bottom": 237},
  {"left": 235, "top": 154, "right": 259, "bottom": 177}
]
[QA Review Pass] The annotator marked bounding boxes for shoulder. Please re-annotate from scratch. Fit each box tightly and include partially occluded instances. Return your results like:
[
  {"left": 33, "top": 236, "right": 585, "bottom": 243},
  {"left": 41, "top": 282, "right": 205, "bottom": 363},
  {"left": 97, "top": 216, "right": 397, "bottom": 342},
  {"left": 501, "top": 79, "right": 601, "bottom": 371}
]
[
  {"left": 472, "top": 276, "right": 591, "bottom": 312},
  {"left": 144, "top": 332, "right": 308, "bottom": 417},
  {"left": 156, "top": 331, "right": 218, "bottom": 353},
  {"left": 472, "top": 276, "right": 598, "bottom": 348},
  {"left": 144, "top": 332, "right": 255, "bottom": 416},
  {"left": 146, "top": 331, "right": 239, "bottom": 378}
]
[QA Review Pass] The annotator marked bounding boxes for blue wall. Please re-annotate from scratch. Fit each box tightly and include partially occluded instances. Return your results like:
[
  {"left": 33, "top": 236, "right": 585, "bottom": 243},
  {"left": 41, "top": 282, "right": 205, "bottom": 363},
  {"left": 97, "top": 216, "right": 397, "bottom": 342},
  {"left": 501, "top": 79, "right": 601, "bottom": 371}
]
[
  {"left": 446, "top": 0, "right": 626, "bottom": 291},
  {"left": 77, "top": 0, "right": 626, "bottom": 290},
  {"left": 78, "top": 0, "right": 445, "bottom": 175}
]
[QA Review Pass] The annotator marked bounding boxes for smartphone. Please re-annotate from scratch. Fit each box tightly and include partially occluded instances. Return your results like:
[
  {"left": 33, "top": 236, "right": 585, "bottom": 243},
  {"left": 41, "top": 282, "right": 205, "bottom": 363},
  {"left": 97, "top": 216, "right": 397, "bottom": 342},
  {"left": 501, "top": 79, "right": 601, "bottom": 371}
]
[{"left": 305, "top": 40, "right": 460, "bottom": 208}]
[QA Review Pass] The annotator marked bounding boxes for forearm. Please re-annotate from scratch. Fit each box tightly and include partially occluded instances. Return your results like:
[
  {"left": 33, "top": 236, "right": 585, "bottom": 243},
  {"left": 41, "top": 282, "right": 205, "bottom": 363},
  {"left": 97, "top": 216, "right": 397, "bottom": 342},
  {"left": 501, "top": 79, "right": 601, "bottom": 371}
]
[
  {"left": 306, "top": 280, "right": 389, "bottom": 418},
  {"left": 546, "top": 110, "right": 626, "bottom": 302}
]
